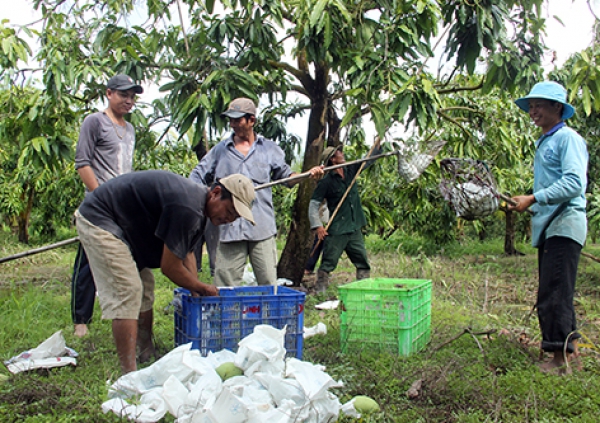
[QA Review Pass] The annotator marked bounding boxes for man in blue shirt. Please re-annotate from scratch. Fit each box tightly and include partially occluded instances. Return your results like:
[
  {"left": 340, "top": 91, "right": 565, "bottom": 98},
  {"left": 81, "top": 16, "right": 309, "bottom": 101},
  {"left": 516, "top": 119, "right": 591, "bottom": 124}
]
[
  {"left": 510, "top": 81, "right": 588, "bottom": 374},
  {"left": 190, "top": 98, "right": 323, "bottom": 287}
]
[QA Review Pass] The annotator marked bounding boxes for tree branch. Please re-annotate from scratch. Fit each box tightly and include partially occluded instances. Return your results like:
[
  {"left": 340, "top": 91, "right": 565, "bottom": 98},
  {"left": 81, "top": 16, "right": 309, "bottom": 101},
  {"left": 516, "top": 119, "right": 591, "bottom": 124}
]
[
  {"left": 441, "top": 106, "right": 486, "bottom": 116},
  {"left": 267, "top": 59, "right": 313, "bottom": 89},
  {"left": 429, "top": 328, "right": 497, "bottom": 355},
  {"left": 436, "top": 79, "right": 484, "bottom": 95},
  {"left": 289, "top": 84, "right": 310, "bottom": 97},
  {"left": 437, "top": 110, "right": 471, "bottom": 138}
]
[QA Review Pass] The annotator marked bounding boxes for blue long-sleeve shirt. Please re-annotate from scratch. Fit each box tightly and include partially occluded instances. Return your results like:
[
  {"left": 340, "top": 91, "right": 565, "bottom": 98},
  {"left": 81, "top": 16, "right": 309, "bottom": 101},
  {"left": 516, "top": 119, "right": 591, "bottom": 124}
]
[
  {"left": 189, "top": 134, "right": 292, "bottom": 243},
  {"left": 531, "top": 123, "right": 588, "bottom": 248}
]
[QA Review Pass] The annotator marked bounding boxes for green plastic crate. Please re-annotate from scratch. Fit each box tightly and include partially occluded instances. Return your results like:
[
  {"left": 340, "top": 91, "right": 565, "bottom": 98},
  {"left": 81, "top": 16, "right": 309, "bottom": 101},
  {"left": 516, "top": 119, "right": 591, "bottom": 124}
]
[{"left": 338, "top": 278, "right": 432, "bottom": 356}]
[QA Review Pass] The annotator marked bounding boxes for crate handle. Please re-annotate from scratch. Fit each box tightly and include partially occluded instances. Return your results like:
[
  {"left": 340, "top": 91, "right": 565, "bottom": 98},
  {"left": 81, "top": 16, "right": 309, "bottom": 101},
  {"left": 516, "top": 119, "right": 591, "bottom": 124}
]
[{"left": 298, "top": 304, "right": 304, "bottom": 314}]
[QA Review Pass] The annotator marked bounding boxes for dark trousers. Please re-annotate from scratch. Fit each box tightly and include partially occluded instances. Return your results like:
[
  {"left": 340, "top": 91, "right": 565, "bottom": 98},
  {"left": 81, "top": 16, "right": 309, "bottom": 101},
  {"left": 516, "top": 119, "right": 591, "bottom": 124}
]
[
  {"left": 305, "top": 235, "right": 324, "bottom": 272},
  {"left": 319, "top": 229, "right": 370, "bottom": 274},
  {"left": 71, "top": 243, "right": 96, "bottom": 325},
  {"left": 537, "top": 236, "right": 582, "bottom": 353}
]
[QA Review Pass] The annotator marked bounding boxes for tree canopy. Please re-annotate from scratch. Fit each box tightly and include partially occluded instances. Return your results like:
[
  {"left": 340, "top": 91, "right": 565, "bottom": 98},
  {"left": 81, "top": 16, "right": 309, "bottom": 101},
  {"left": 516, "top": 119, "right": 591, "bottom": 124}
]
[{"left": 3, "top": 1, "right": 600, "bottom": 282}]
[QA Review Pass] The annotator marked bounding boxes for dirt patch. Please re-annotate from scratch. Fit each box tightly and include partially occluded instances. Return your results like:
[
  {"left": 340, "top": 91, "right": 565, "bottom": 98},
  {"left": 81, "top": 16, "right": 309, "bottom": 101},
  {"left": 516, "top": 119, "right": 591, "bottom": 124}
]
[{"left": 0, "top": 380, "right": 62, "bottom": 416}]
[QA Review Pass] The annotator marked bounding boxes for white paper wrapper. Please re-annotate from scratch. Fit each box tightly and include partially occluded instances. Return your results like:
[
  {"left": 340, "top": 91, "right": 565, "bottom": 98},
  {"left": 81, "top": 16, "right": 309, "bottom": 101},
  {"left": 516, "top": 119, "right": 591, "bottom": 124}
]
[
  {"left": 4, "top": 330, "right": 78, "bottom": 374},
  {"left": 103, "top": 324, "right": 348, "bottom": 423}
]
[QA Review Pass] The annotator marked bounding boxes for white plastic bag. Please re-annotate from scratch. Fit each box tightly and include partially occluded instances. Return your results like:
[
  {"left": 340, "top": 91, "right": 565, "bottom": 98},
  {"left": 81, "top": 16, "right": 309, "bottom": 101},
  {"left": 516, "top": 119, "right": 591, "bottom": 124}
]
[
  {"left": 304, "top": 392, "right": 341, "bottom": 423},
  {"left": 235, "top": 325, "right": 286, "bottom": 370},
  {"left": 451, "top": 182, "right": 499, "bottom": 218},
  {"left": 108, "top": 343, "right": 195, "bottom": 398},
  {"left": 275, "top": 278, "right": 293, "bottom": 286},
  {"left": 252, "top": 372, "right": 306, "bottom": 407},
  {"left": 102, "top": 388, "right": 167, "bottom": 423},
  {"left": 205, "top": 386, "right": 250, "bottom": 423},
  {"left": 163, "top": 375, "right": 190, "bottom": 417},
  {"left": 185, "top": 368, "right": 223, "bottom": 410},
  {"left": 285, "top": 358, "right": 343, "bottom": 400},
  {"left": 303, "top": 322, "right": 327, "bottom": 339},
  {"left": 4, "top": 330, "right": 78, "bottom": 374},
  {"left": 241, "top": 263, "right": 257, "bottom": 286}
]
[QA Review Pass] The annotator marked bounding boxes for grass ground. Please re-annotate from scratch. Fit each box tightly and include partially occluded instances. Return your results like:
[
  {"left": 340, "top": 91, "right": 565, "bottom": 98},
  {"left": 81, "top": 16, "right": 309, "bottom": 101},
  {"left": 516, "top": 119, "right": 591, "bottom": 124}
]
[{"left": 0, "top": 233, "right": 599, "bottom": 422}]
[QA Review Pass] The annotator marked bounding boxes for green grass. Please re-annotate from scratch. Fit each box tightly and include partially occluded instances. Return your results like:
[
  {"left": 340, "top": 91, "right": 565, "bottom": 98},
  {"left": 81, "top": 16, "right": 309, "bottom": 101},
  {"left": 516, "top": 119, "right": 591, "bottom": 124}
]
[{"left": 1, "top": 234, "right": 600, "bottom": 422}]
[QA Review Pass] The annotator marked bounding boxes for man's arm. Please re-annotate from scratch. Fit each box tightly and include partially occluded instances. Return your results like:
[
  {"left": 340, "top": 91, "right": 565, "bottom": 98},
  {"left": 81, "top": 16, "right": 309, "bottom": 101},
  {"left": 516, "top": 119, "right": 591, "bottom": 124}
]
[
  {"left": 309, "top": 198, "right": 328, "bottom": 240},
  {"left": 183, "top": 251, "right": 197, "bottom": 274},
  {"left": 77, "top": 166, "right": 100, "bottom": 192},
  {"left": 160, "top": 245, "right": 218, "bottom": 296},
  {"left": 189, "top": 145, "right": 219, "bottom": 185}
]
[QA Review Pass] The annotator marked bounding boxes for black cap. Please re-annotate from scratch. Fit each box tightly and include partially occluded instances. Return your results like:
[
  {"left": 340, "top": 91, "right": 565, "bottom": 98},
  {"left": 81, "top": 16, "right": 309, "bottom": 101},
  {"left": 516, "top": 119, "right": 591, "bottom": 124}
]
[{"left": 106, "top": 74, "right": 143, "bottom": 94}]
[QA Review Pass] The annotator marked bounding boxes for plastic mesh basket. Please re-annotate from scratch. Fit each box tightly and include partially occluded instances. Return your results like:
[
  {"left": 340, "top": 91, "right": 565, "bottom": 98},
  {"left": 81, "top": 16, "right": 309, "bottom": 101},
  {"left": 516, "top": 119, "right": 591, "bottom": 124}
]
[
  {"left": 439, "top": 158, "right": 500, "bottom": 220},
  {"left": 174, "top": 286, "right": 305, "bottom": 359},
  {"left": 397, "top": 140, "right": 446, "bottom": 182},
  {"left": 338, "top": 278, "right": 432, "bottom": 356}
]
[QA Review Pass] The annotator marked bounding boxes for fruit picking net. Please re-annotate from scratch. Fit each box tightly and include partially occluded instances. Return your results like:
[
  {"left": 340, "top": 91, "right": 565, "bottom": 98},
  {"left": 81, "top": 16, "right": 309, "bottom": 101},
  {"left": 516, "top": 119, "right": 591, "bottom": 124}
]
[
  {"left": 439, "top": 158, "right": 500, "bottom": 220},
  {"left": 396, "top": 140, "right": 447, "bottom": 182}
]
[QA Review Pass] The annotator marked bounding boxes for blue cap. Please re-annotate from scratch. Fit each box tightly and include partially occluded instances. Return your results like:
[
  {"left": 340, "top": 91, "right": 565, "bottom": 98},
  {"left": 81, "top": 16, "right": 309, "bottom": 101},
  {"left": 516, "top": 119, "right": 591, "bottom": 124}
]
[{"left": 514, "top": 81, "right": 575, "bottom": 120}]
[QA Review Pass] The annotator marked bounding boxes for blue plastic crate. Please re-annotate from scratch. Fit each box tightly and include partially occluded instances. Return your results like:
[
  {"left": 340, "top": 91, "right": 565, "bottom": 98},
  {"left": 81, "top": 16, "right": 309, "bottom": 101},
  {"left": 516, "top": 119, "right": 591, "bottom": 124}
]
[{"left": 174, "top": 286, "right": 305, "bottom": 359}]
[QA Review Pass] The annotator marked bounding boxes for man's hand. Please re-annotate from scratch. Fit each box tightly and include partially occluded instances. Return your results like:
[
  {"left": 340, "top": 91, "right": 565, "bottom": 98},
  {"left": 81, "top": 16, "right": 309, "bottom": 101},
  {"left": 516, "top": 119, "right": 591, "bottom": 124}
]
[
  {"left": 316, "top": 226, "right": 328, "bottom": 241},
  {"left": 191, "top": 283, "right": 219, "bottom": 297},
  {"left": 308, "top": 165, "right": 324, "bottom": 180},
  {"left": 508, "top": 194, "right": 535, "bottom": 213},
  {"left": 161, "top": 247, "right": 220, "bottom": 296}
]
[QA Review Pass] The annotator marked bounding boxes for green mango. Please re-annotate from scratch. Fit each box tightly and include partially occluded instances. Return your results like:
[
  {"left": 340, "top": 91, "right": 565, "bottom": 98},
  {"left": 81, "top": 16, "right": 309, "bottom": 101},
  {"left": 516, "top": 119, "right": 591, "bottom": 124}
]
[
  {"left": 215, "top": 362, "right": 244, "bottom": 381},
  {"left": 353, "top": 395, "right": 380, "bottom": 414}
]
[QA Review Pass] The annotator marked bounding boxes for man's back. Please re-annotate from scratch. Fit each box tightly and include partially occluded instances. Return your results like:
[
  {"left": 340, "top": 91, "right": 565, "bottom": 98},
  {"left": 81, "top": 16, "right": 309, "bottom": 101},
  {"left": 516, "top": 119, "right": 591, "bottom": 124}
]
[{"left": 79, "top": 170, "right": 209, "bottom": 269}]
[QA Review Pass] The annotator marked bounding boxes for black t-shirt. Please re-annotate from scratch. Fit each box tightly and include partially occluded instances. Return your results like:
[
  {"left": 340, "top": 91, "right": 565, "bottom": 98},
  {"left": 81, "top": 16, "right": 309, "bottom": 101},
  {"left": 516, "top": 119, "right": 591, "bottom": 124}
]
[{"left": 78, "top": 170, "right": 209, "bottom": 269}]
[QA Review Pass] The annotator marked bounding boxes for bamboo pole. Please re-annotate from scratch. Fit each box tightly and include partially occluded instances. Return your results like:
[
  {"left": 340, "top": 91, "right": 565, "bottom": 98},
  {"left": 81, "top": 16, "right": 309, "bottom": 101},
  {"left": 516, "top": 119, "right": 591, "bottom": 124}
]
[{"left": 0, "top": 237, "right": 79, "bottom": 264}]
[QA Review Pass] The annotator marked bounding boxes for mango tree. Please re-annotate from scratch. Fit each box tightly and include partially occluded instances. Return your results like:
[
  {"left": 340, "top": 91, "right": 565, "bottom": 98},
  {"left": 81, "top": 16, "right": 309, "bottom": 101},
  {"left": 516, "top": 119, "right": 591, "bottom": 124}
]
[
  {"left": 0, "top": 86, "right": 77, "bottom": 243},
  {"left": 18, "top": 0, "right": 550, "bottom": 283},
  {"left": 556, "top": 28, "right": 600, "bottom": 242}
]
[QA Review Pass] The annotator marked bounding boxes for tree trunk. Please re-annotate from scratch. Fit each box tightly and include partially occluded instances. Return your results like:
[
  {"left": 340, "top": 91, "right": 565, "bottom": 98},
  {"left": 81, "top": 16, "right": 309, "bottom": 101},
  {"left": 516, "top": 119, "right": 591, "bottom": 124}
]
[
  {"left": 277, "top": 96, "right": 328, "bottom": 285},
  {"left": 18, "top": 184, "right": 34, "bottom": 244},
  {"left": 504, "top": 209, "right": 518, "bottom": 255}
]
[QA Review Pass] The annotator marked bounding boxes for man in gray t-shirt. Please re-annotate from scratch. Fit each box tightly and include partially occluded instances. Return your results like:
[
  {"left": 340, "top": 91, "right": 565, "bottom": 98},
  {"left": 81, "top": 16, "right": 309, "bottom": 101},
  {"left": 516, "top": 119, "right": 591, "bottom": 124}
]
[{"left": 71, "top": 74, "right": 143, "bottom": 338}]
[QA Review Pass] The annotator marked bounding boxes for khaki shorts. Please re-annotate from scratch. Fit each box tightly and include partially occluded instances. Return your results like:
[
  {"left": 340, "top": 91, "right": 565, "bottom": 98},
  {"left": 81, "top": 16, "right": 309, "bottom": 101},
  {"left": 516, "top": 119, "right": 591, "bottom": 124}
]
[
  {"left": 214, "top": 236, "right": 277, "bottom": 287},
  {"left": 75, "top": 210, "right": 155, "bottom": 320}
]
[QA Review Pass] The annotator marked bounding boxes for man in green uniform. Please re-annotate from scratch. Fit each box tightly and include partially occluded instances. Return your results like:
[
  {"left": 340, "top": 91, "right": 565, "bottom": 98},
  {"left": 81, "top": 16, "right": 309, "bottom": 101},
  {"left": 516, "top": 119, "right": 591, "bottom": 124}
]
[{"left": 308, "top": 145, "right": 372, "bottom": 293}]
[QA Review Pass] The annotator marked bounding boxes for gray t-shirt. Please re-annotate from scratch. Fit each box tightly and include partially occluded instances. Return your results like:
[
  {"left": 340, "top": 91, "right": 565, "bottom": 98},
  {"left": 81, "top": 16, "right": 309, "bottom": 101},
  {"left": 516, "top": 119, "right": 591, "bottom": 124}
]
[
  {"left": 189, "top": 134, "right": 292, "bottom": 243},
  {"left": 78, "top": 170, "right": 209, "bottom": 269},
  {"left": 75, "top": 111, "right": 135, "bottom": 193}
]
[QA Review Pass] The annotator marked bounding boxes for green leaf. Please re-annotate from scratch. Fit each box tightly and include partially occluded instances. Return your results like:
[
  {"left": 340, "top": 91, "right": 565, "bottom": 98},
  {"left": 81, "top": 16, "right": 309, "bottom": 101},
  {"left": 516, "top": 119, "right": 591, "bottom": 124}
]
[
  {"left": 340, "top": 104, "right": 360, "bottom": 128},
  {"left": 30, "top": 137, "right": 44, "bottom": 152},
  {"left": 309, "top": 0, "right": 329, "bottom": 29},
  {"left": 28, "top": 107, "right": 38, "bottom": 122},
  {"left": 205, "top": 0, "right": 215, "bottom": 14},
  {"left": 582, "top": 85, "right": 592, "bottom": 116},
  {"left": 323, "top": 13, "right": 332, "bottom": 48}
]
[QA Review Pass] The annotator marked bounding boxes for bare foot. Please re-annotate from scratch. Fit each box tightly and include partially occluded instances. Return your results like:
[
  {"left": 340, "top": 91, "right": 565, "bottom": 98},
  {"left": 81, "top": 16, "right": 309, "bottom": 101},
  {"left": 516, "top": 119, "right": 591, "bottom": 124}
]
[
  {"left": 538, "top": 361, "right": 572, "bottom": 375},
  {"left": 538, "top": 353, "right": 572, "bottom": 375},
  {"left": 138, "top": 343, "right": 157, "bottom": 364},
  {"left": 74, "top": 324, "right": 88, "bottom": 337}
]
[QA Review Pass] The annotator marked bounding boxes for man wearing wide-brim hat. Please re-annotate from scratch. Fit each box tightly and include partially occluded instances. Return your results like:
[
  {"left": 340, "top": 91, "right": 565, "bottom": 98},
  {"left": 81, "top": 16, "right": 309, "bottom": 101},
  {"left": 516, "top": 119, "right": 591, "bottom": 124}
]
[{"left": 510, "top": 81, "right": 588, "bottom": 374}]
